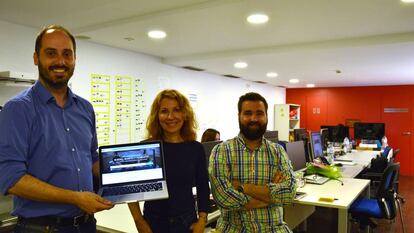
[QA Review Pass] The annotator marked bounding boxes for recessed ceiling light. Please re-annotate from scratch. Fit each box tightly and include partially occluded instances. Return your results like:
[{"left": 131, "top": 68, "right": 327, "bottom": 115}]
[
  {"left": 147, "top": 30, "right": 167, "bottom": 39},
  {"left": 401, "top": 0, "right": 414, "bottom": 3},
  {"left": 289, "top": 79, "right": 299, "bottom": 84},
  {"left": 247, "top": 14, "right": 269, "bottom": 24},
  {"left": 266, "top": 72, "right": 278, "bottom": 78},
  {"left": 306, "top": 84, "right": 315, "bottom": 88},
  {"left": 234, "top": 62, "right": 248, "bottom": 69}
]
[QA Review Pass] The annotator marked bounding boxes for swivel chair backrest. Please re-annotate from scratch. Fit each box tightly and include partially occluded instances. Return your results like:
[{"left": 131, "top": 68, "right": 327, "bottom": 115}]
[
  {"left": 392, "top": 148, "right": 400, "bottom": 161},
  {"left": 376, "top": 162, "right": 400, "bottom": 220}
]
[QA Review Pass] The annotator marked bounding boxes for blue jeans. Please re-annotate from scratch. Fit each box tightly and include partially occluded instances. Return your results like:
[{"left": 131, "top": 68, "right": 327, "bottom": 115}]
[
  {"left": 144, "top": 210, "right": 197, "bottom": 233},
  {"left": 14, "top": 218, "right": 96, "bottom": 233}
]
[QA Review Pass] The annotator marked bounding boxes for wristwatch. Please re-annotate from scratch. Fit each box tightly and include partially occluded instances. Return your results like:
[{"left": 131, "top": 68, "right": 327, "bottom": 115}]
[{"left": 237, "top": 184, "right": 244, "bottom": 193}]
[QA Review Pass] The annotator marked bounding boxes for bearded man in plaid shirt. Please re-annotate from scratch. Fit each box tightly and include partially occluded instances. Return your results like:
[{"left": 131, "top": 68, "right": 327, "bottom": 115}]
[{"left": 209, "top": 92, "right": 296, "bottom": 233}]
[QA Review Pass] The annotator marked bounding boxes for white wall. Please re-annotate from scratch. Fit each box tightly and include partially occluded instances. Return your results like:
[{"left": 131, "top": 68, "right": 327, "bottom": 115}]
[
  {"left": 0, "top": 20, "right": 286, "bottom": 141},
  {"left": 0, "top": 19, "right": 286, "bottom": 221}
]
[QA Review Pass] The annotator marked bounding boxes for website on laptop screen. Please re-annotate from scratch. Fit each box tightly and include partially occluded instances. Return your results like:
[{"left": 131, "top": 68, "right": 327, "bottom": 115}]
[{"left": 101, "top": 143, "right": 163, "bottom": 185}]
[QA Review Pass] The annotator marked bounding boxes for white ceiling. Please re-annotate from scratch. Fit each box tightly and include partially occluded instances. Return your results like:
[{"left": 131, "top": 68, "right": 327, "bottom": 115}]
[{"left": 1, "top": 0, "right": 414, "bottom": 88}]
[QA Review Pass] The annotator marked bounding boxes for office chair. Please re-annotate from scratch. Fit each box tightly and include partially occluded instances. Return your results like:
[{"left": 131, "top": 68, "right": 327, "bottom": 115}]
[
  {"left": 277, "top": 140, "right": 288, "bottom": 151},
  {"left": 359, "top": 147, "right": 393, "bottom": 194},
  {"left": 391, "top": 148, "right": 400, "bottom": 161},
  {"left": 349, "top": 163, "right": 405, "bottom": 233}
]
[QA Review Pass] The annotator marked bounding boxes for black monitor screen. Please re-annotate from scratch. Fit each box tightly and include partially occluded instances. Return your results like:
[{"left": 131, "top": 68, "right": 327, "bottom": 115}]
[
  {"left": 194, "top": 140, "right": 222, "bottom": 187},
  {"left": 293, "top": 128, "right": 307, "bottom": 141},
  {"left": 320, "top": 128, "right": 329, "bottom": 150},
  {"left": 310, "top": 132, "right": 324, "bottom": 159},
  {"left": 286, "top": 141, "right": 307, "bottom": 171},
  {"left": 264, "top": 130, "right": 278, "bottom": 143},
  {"left": 354, "top": 123, "right": 385, "bottom": 140},
  {"left": 320, "top": 125, "right": 349, "bottom": 143},
  {"left": 202, "top": 140, "right": 222, "bottom": 171}
]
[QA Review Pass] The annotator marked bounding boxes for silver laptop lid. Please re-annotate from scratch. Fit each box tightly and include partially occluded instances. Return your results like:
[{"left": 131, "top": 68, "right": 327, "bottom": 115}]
[{"left": 99, "top": 141, "right": 165, "bottom": 187}]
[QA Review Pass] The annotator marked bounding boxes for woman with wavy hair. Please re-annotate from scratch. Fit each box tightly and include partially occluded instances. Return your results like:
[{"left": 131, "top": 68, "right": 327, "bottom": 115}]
[{"left": 128, "top": 89, "right": 210, "bottom": 233}]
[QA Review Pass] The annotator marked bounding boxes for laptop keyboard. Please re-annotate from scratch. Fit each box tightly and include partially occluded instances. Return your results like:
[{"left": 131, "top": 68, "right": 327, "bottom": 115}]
[
  {"left": 305, "top": 175, "right": 330, "bottom": 185},
  {"left": 103, "top": 182, "right": 163, "bottom": 196}
]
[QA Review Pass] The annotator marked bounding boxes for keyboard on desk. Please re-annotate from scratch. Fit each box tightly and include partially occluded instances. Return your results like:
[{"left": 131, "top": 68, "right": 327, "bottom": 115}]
[
  {"left": 335, "top": 155, "right": 353, "bottom": 162},
  {"left": 305, "top": 175, "right": 330, "bottom": 185},
  {"left": 102, "top": 182, "right": 163, "bottom": 196}
]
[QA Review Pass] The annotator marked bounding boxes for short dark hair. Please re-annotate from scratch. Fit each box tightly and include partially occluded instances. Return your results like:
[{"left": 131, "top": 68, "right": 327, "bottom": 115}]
[
  {"left": 35, "top": 25, "right": 76, "bottom": 55},
  {"left": 201, "top": 128, "right": 220, "bottom": 142},
  {"left": 238, "top": 92, "right": 268, "bottom": 114}
]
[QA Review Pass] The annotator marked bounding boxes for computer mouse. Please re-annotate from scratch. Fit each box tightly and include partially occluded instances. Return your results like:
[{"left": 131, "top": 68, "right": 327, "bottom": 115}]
[{"left": 334, "top": 163, "right": 343, "bottom": 167}]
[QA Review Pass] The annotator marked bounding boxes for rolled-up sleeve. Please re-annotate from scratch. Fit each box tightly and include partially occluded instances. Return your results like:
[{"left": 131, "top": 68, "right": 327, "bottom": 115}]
[
  {"left": 209, "top": 143, "right": 250, "bottom": 210},
  {"left": 268, "top": 144, "right": 296, "bottom": 205},
  {"left": 0, "top": 101, "right": 31, "bottom": 195}
]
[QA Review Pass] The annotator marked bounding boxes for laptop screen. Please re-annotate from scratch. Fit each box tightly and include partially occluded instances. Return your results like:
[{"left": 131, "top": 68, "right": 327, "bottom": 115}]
[{"left": 100, "top": 142, "right": 164, "bottom": 185}]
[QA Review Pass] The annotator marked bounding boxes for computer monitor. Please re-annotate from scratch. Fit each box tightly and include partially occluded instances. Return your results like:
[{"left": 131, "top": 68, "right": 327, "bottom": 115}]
[
  {"left": 320, "top": 125, "right": 349, "bottom": 143},
  {"left": 310, "top": 132, "right": 324, "bottom": 160},
  {"left": 354, "top": 122, "right": 385, "bottom": 141},
  {"left": 320, "top": 128, "right": 330, "bottom": 150},
  {"left": 286, "top": 141, "right": 307, "bottom": 171},
  {"left": 264, "top": 130, "right": 278, "bottom": 143},
  {"left": 202, "top": 140, "right": 222, "bottom": 171},
  {"left": 293, "top": 128, "right": 307, "bottom": 141}
]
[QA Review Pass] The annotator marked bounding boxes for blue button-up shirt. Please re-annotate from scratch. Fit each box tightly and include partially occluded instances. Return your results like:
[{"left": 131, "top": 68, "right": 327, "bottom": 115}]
[{"left": 0, "top": 81, "right": 98, "bottom": 217}]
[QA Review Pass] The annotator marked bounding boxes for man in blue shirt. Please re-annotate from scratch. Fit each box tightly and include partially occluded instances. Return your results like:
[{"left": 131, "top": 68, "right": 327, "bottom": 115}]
[{"left": 0, "top": 25, "right": 113, "bottom": 232}]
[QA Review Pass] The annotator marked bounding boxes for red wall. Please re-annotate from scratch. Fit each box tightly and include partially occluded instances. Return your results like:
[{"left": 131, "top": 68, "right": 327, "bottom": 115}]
[{"left": 286, "top": 85, "right": 414, "bottom": 176}]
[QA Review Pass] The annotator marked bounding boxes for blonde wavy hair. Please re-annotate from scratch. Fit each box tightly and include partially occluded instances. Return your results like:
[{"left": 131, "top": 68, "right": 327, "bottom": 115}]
[{"left": 146, "top": 89, "right": 198, "bottom": 141}]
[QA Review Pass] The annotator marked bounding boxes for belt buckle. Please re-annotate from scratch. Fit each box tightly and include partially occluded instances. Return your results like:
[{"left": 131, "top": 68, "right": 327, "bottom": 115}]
[{"left": 73, "top": 215, "right": 83, "bottom": 227}]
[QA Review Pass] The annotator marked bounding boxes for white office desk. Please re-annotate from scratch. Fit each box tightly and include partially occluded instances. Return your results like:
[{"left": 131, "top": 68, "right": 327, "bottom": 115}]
[
  {"left": 336, "top": 150, "right": 378, "bottom": 178},
  {"left": 335, "top": 150, "right": 378, "bottom": 166},
  {"left": 96, "top": 201, "right": 220, "bottom": 233},
  {"left": 294, "top": 178, "right": 370, "bottom": 233},
  {"left": 285, "top": 150, "right": 375, "bottom": 232}
]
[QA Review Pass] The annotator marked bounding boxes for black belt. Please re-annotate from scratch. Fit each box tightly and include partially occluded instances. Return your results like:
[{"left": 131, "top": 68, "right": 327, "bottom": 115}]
[{"left": 17, "top": 214, "right": 94, "bottom": 227}]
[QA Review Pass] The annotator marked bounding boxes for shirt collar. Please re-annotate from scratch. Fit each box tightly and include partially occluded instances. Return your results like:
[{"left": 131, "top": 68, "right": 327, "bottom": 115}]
[
  {"left": 236, "top": 133, "right": 266, "bottom": 151},
  {"left": 33, "top": 81, "right": 78, "bottom": 105}
]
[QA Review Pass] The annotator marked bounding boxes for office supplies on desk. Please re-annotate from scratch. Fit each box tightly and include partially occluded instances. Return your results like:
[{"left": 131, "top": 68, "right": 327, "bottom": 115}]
[
  {"left": 318, "top": 197, "right": 338, "bottom": 202},
  {"left": 98, "top": 141, "right": 169, "bottom": 204}
]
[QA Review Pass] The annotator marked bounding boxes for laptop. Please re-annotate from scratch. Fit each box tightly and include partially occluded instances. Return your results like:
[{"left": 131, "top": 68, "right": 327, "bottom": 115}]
[
  {"left": 98, "top": 141, "right": 169, "bottom": 204},
  {"left": 305, "top": 174, "right": 330, "bottom": 185}
]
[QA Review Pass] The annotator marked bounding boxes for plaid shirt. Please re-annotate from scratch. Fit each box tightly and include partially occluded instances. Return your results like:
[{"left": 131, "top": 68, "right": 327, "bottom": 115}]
[{"left": 209, "top": 134, "right": 296, "bottom": 233}]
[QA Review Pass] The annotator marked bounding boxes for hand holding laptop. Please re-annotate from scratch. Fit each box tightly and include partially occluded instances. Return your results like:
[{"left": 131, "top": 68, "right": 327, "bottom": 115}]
[
  {"left": 98, "top": 141, "right": 169, "bottom": 204},
  {"left": 73, "top": 191, "right": 113, "bottom": 214}
]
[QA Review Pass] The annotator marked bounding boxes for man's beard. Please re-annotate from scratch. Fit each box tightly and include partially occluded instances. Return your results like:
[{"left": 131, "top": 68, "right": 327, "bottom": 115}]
[
  {"left": 239, "top": 121, "right": 267, "bottom": 140},
  {"left": 38, "top": 61, "right": 73, "bottom": 89}
]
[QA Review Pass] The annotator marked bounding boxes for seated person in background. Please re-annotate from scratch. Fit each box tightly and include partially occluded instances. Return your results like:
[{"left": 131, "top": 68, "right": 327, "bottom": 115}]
[
  {"left": 128, "top": 89, "right": 210, "bottom": 233},
  {"left": 201, "top": 128, "right": 220, "bottom": 142},
  {"left": 209, "top": 92, "right": 296, "bottom": 233}
]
